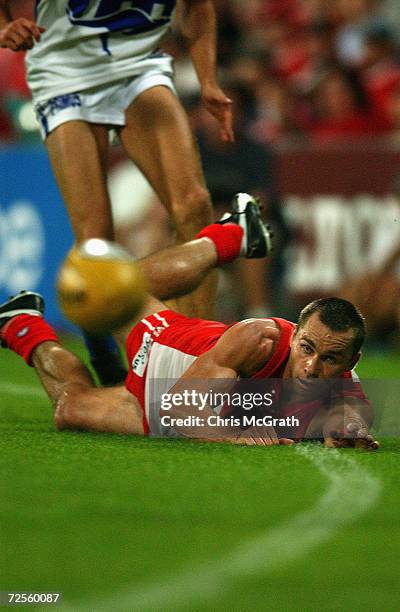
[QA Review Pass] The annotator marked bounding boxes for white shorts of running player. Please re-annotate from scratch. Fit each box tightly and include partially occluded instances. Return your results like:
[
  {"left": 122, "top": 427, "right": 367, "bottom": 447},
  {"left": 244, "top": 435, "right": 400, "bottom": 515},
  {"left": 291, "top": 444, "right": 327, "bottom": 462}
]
[{"left": 34, "top": 69, "right": 176, "bottom": 140}]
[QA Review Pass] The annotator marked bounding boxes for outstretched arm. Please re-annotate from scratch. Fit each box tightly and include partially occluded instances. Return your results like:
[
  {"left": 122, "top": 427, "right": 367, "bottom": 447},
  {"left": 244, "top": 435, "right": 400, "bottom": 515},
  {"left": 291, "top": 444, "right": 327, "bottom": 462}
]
[
  {"left": 0, "top": 1, "right": 45, "bottom": 51},
  {"left": 178, "top": 0, "right": 233, "bottom": 142}
]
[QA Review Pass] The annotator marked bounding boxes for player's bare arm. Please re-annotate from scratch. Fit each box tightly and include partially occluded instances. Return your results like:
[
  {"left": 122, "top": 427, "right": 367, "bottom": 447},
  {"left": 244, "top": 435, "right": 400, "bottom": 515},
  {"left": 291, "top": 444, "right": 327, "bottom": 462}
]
[
  {"left": 178, "top": 0, "right": 234, "bottom": 142},
  {"left": 179, "top": 318, "right": 280, "bottom": 380},
  {"left": 0, "top": 0, "right": 45, "bottom": 51},
  {"left": 165, "top": 320, "right": 292, "bottom": 446}
]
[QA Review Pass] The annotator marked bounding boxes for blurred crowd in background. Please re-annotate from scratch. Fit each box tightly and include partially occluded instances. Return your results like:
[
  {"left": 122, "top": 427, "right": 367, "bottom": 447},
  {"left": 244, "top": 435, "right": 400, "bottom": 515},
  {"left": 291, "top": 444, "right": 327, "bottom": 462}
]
[
  {"left": 2, "top": 0, "right": 400, "bottom": 144},
  {"left": 176, "top": 0, "right": 400, "bottom": 146},
  {"left": 1, "top": 0, "right": 399, "bottom": 345}
]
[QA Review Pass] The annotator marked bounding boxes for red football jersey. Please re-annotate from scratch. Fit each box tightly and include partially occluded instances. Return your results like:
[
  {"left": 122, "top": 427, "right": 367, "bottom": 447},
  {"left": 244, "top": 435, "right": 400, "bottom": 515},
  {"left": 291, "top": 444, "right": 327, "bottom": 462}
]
[{"left": 125, "top": 311, "right": 368, "bottom": 437}]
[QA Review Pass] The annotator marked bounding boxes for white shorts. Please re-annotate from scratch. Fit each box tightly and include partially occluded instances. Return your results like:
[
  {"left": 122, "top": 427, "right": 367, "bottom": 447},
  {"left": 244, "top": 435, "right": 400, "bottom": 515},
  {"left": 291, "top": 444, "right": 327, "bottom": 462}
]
[{"left": 34, "top": 69, "right": 176, "bottom": 140}]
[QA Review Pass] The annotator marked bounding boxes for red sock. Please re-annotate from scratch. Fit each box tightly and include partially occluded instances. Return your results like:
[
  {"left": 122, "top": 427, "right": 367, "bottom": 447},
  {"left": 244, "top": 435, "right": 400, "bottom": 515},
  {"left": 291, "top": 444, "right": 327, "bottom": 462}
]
[
  {"left": 196, "top": 223, "right": 243, "bottom": 264},
  {"left": 2, "top": 314, "right": 59, "bottom": 366}
]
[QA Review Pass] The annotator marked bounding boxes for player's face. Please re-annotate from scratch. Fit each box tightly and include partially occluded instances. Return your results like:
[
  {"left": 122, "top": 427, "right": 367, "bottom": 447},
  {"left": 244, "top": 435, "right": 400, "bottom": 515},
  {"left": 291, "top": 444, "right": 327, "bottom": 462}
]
[{"left": 289, "top": 313, "right": 360, "bottom": 380}]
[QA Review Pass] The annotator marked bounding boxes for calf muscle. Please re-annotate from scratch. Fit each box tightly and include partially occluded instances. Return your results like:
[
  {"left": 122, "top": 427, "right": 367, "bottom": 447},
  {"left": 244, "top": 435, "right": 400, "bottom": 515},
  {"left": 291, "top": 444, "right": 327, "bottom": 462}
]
[{"left": 31, "top": 342, "right": 144, "bottom": 436}]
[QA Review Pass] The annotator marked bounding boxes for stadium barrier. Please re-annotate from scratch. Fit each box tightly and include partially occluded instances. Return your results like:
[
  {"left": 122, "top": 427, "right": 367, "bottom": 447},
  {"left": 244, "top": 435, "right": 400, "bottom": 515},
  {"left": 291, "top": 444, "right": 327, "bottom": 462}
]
[
  {"left": 0, "top": 146, "right": 74, "bottom": 328},
  {"left": 277, "top": 143, "right": 400, "bottom": 311},
  {"left": 0, "top": 143, "right": 399, "bottom": 328}
]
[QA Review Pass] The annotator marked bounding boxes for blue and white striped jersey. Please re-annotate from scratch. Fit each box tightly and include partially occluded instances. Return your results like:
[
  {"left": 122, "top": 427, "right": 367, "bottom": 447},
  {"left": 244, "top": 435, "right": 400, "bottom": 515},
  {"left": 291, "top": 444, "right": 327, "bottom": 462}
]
[{"left": 26, "top": 1, "right": 176, "bottom": 101}]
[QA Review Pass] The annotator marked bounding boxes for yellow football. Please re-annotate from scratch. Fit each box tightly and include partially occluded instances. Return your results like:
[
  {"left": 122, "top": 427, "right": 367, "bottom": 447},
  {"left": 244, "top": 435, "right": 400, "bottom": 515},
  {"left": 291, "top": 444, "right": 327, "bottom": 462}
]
[{"left": 57, "top": 239, "right": 146, "bottom": 334}]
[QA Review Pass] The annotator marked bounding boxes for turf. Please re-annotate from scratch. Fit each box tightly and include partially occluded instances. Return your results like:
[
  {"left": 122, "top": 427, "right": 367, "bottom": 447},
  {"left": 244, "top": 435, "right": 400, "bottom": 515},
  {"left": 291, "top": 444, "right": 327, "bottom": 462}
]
[{"left": 1, "top": 338, "right": 400, "bottom": 611}]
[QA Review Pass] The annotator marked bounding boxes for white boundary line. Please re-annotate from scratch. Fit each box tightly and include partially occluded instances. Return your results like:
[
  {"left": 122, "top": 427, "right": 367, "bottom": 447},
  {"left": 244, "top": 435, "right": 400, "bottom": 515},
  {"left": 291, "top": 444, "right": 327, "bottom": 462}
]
[
  {"left": 63, "top": 444, "right": 381, "bottom": 611},
  {"left": 0, "top": 381, "right": 45, "bottom": 398}
]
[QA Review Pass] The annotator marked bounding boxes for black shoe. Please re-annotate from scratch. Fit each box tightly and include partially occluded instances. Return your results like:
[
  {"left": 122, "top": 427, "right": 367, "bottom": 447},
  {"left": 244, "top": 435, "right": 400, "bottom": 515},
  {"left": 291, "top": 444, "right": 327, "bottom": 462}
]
[
  {"left": 0, "top": 290, "right": 44, "bottom": 329},
  {"left": 217, "top": 193, "right": 273, "bottom": 258},
  {"left": 0, "top": 291, "right": 45, "bottom": 346}
]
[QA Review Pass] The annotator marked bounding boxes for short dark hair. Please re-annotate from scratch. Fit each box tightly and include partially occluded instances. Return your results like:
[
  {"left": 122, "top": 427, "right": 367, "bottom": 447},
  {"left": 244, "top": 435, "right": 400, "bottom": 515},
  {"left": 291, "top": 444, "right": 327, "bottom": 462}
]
[{"left": 297, "top": 297, "right": 365, "bottom": 354}]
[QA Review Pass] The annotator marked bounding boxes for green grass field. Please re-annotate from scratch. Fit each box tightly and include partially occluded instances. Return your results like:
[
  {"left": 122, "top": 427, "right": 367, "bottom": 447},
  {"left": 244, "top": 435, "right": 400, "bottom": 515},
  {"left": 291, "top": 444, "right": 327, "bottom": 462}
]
[{"left": 1, "top": 338, "right": 400, "bottom": 611}]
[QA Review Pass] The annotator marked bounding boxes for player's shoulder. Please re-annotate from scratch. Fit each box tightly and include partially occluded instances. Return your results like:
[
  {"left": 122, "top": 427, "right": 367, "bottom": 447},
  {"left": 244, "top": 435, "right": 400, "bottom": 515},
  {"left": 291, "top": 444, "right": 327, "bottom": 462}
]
[
  {"left": 229, "top": 317, "right": 297, "bottom": 364},
  {"left": 229, "top": 317, "right": 281, "bottom": 342},
  {"left": 233, "top": 317, "right": 290, "bottom": 332},
  {"left": 233, "top": 316, "right": 278, "bottom": 328},
  {"left": 224, "top": 316, "right": 297, "bottom": 352}
]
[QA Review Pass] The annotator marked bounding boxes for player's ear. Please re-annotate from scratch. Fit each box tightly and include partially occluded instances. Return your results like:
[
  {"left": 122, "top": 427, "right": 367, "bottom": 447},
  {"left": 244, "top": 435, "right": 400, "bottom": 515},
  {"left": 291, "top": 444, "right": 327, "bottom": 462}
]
[
  {"left": 349, "top": 351, "right": 361, "bottom": 370},
  {"left": 289, "top": 325, "right": 298, "bottom": 347}
]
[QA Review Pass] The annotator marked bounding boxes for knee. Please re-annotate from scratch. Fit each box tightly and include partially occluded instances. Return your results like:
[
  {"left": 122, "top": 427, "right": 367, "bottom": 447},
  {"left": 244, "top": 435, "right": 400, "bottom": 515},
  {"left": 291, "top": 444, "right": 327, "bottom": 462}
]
[
  {"left": 54, "top": 393, "right": 81, "bottom": 431},
  {"left": 54, "top": 401, "right": 67, "bottom": 430},
  {"left": 172, "top": 186, "right": 213, "bottom": 236}
]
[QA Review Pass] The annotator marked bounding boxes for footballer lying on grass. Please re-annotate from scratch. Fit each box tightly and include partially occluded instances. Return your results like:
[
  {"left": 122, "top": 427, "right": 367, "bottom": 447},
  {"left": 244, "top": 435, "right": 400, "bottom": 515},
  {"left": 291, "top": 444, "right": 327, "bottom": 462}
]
[{"left": 0, "top": 195, "right": 379, "bottom": 449}]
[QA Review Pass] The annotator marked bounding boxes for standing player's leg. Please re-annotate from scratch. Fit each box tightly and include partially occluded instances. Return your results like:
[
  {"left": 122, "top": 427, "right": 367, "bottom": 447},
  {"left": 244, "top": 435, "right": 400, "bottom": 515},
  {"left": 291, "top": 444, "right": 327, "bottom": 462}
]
[
  {"left": 0, "top": 294, "right": 144, "bottom": 435},
  {"left": 119, "top": 86, "right": 216, "bottom": 318},
  {"left": 45, "top": 120, "right": 127, "bottom": 384},
  {"left": 45, "top": 121, "right": 113, "bottom": 241}
]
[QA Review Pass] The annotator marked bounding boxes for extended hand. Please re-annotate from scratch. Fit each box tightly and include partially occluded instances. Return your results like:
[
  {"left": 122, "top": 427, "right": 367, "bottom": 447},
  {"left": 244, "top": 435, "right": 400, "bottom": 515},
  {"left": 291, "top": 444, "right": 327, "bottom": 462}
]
[
  {"left": 324, "top": 419, "right": 380, "bottom": 450},
  {"left": 202, "top": 83, "right": 234, "bottom": 142},
  {"left": 0, "top": 18, "right": 45, "bottom": 51}
]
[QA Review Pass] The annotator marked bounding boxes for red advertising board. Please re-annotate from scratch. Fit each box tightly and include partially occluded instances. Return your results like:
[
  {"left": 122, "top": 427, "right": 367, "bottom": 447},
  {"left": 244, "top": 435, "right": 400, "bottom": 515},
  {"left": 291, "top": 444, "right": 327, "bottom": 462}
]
[{"left": 277, "top": 144, "right": 400, "bottom": 300}]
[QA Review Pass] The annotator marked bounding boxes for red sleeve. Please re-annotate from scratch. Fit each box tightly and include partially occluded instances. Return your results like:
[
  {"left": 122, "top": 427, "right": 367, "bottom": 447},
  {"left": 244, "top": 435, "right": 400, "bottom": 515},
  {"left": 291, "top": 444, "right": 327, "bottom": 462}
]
[{"left": 252, "top": 318, "right": 295, "bottom": 379}]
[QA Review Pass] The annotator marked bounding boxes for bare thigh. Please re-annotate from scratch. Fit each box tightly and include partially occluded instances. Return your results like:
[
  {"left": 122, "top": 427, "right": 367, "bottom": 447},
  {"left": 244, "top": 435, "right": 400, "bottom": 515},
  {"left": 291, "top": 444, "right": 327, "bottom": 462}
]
[
  {"left": 119, "top": 86, "right": 213, "bottom": 242},
  {"left": 45, "top": 120, "right": 114, "bottom": 241}
]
